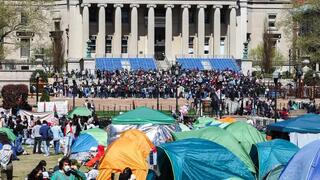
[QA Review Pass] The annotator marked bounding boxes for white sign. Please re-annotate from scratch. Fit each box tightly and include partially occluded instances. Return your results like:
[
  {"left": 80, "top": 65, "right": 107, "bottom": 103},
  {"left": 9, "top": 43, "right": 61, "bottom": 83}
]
[{"left": 37, "top": 101, "right": 68, "bottom": 115}]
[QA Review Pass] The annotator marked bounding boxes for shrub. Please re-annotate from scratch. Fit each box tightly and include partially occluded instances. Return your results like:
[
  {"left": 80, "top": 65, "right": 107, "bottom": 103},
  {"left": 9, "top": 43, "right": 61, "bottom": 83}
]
[
  {"left": 1, "top": 84, "right": 29, "bottom": 110},
  {"left": 30, "top": 69, "right": 48, "bottom": 84},
  {"left": 304, "top": 70, "right": 320, "bottom": 86},
  {"left": 40, "top": 90, "right": 50, "bottom": 102}
]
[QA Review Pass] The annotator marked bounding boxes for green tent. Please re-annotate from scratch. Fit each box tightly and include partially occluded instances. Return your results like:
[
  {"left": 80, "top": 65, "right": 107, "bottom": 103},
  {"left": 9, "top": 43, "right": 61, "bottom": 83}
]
[
  {"left": 68, "top": 107, "right": 92, "bottom": 119},
  {"left": 172, "top": 126, "right": 256, "bottom": 173},
  {"left": 157, "top": 138, "right": 255, "bottom": 180},
  {"left": 112, "top": 107, "right": 175, "bottom": 125},
  {"left": 71, "top": 128, "right": 108, "bottom": 153},
  {"left": 254, "top": 139, "right": 299, "bottom": 180},
  {"left": 0, "top": 127, "right": 16, "bottom": 141},
  {"left": 80, "top": 128, "right": 108, "bottom": 146},
  {"left": 224, "top": 121, "right": 267, "bottom": 155},
  {"left": 193, "top": 117, "right": 219, "bottom": 129}
]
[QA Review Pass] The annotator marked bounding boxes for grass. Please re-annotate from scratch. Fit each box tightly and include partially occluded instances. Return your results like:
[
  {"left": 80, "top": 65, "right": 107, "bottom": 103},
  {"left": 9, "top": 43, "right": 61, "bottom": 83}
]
[{"left": 13, "top": 146, "right": 63, "bottom": 179}]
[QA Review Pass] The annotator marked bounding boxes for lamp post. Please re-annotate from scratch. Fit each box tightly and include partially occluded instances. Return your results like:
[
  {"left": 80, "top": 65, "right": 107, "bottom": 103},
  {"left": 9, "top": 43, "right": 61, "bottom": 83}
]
[
  {"left": 199, "top": 83, "right": 203, "bottom": 117},
  {"left": 72, "top": 76, "right": 77, "bottom": 109},
  {"left": 156, "top": 74, "right": 160, "bottom": 110},
  {"left": 218, "top": 75, "right": 223, "bottom": 119},
  {"left": 35, "top": 72, "right": 40, "bottom": 105},
  {"left": 313, "top": 73, "right": 316, "bottom": 99},
  {"left": 273, "top": 71, "right": 280, "bottom": 123},
  {"left": 175, "top": 63, "right": 180, "bottom": 114}
]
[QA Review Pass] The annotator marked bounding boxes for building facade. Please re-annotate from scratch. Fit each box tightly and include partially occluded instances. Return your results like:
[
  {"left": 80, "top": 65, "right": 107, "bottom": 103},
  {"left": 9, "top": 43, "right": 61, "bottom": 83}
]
[{"left": 3, "top": 0, "right": 291, "bottom": 71}]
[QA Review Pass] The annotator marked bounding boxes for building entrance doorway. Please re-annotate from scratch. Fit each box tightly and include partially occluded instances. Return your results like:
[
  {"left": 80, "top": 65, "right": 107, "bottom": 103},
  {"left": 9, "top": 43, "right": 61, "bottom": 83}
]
[{"left": 155, "top": 27, "right": 165, "bottom": 60}]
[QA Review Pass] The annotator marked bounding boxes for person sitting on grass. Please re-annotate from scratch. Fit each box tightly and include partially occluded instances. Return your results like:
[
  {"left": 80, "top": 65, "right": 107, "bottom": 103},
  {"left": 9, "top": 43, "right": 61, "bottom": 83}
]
[{"left": 51, "top": 157, "right": 86, "bottom": 180}]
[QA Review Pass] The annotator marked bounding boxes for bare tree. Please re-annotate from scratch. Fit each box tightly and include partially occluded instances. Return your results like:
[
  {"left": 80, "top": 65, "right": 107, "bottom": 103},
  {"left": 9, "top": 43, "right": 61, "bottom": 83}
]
[
  {"left": 262, "top": 27, "right": 274, "bottom": 74},
  {"left": 0, "top": 0, "right": 52, "bottom": 60},
  {"left": 51, "top": 31, "right": 64, "bottom": 73}
]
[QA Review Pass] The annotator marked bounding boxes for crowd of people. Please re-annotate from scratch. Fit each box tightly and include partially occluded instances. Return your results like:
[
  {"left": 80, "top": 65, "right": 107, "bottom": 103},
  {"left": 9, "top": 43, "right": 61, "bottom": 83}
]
[
  {"left": 0, "top": 108, "right": 100, "bottom": 180},
  {"left": 41, "top": 68, "right": 287, "bottom": 119}
]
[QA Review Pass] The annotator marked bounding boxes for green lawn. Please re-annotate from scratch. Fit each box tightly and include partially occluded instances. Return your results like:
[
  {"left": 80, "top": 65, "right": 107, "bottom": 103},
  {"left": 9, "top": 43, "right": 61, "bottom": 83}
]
[{"left": 13, "top": 146, "right": 63, "bottom": 179}]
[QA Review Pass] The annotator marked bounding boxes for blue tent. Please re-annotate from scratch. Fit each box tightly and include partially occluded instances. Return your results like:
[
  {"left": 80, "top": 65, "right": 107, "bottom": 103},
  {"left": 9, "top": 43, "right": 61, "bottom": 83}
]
[
  {"left": 268, "top": 114, "right": 320, "bottom": 133},
  {"left": 71, "top": 128, "right": 108, "bottom": 153},
  {"left": 254, "top": 139, "right": 299, "bottom": 180},
  {"left": 157, "top": 138, "right": 255, "bottom": 180},
  {"left": 279, "top": 140, "right": 320, "bottom": 180},
  {"left": 71, "top": 134, "right": 98, "bottom": 153}
]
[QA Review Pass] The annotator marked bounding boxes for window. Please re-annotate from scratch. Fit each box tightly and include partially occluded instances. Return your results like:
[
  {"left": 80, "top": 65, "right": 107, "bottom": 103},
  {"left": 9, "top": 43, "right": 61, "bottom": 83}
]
[
  {"left": 121, "top": 36, "right": 128, "bottom": 53},
  {"left": 188, "top": 37, "right": 194, "bottom": 54},
  {"left": 20, "top": 39, "right": 30, "bottom": 58},
  {"left": 220, "top": 37, "right": 225, "bottom": 55},
  {"left": 54, "top": 21, "right": 61, "bottom": 31},
  {"left": 106, "top": 36, "right": 112, "bottom": 53},
  {"left": 268, "top": 14, "right": 277, "bottom": 28},
  {"left": 122, "top": 10, "right": 129, "bottom": 24},
  {"left": 204, "top": 37, "right": 210, "bottom": 54},
  {"left": 21, "top": 12, "right": 28, "bottom": 25},
  {"left": 189, "top": 11, "right": 195, "bottom": 24},
  {"left": 205, "top": 10, "right": 210, "bottom": 24},
  {"left": 106, "top": 8, "right": 113, "bottom": 23},
  {"left": 89, "top": 36, "right": 96, "bottom": 53},
  {"left": 221, "top": 11, "right": 226, "bottom": 24}
]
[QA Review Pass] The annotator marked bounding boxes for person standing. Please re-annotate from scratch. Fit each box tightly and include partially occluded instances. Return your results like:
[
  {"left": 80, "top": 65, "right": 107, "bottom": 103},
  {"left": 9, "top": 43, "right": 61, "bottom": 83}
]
[
  {"left": 51, "top": 123, "right": 63, "bottom": 155},
  {"left": 32, "top": 120, "right": 42, "bottom": 154},
  {"left": 39, "top": 121, "right": 51, "bottom": 156},
  {"left": 63, "top": 120, "right": 74, "bottom": 156}
]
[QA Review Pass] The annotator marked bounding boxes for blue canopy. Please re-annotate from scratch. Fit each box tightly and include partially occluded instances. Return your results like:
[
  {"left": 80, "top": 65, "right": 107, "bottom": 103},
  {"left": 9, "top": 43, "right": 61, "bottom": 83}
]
[
  {"left": 157, "top": 138, "right": 255, "bottom": 180},
  {"left": 71, "top": 133, "right": 99, "bottom": 153},
  {"left": 279, "top": 140, "right": 320, "bottom": 180},
  {"left": 255, "top": 139, "right": 299, "bottom": 180},
  {"left": 268, "top": 114, "right": 320, "bottom": 133}
]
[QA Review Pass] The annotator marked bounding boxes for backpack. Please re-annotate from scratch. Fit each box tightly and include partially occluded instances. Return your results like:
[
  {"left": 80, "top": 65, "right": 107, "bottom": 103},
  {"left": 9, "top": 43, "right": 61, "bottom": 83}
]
[
  {"left": 0, "top": 144, "right": 13, "bottom": 170},
  {"left": 48, "top": 128, "right": 54, "bottom": 140}
]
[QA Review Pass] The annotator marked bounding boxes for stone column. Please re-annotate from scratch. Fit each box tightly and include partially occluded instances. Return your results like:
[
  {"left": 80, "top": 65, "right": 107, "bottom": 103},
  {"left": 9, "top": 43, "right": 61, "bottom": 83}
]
[
  {"left": 229, "top": 5, "right": 237, "bottom": 57},
  {"left": 69, "top": 3, "right": 82, "bottom": 60},
  {"left": 197, "top": 5, "right": 206, "bottom": 56},
  {"left": 213, "top": 5, "right": 222, "bottom": 56},
  {"left": 147, "top": 4, "right": 156, "bottom": 57},
  {"left": 96, "top": 4, "right": 107, "bottom": 57},
  {"left": 82, "top": 3, "right": 90, "bottom": 57},
  {"left": 130, "top": 4, "right": 139, "bottom": 57},
  {"left": 113, "top": 4, "right": 123, "bottom": 57},
  {"left": 181, "top": 5, "right": 191, "bottom": 55},
  {"left": 165, "top": 4, "right": 174, "bottom": 61}
]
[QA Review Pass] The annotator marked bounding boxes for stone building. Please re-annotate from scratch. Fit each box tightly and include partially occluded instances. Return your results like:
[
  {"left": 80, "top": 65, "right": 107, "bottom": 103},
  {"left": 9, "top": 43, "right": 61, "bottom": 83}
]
[{"left": 2, "top": 0, "right": 291, "bottom": 73}]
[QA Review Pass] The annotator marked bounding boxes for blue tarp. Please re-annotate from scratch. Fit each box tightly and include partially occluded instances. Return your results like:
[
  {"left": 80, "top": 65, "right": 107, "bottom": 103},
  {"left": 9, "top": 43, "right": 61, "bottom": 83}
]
[
  {"left": 255, "top": 139, "right": 299, "bottom": 180},
  {"left": 157, "top": 138, "right": 255, "bottom": 180},
  {"left": 96, "top": 58, "right": 157, "bottom": 71},
  {"left": 268, "top": 114, "right": 320, "bottom": 133},
  {"left": 71, "top": 133, "right": 99, "bottom": 153},
  {"left": 279, "top": 140, "right": 320, "bottom": 180},
  {"left": 177, "top": 58, "right": 240, "bottom": 72}
]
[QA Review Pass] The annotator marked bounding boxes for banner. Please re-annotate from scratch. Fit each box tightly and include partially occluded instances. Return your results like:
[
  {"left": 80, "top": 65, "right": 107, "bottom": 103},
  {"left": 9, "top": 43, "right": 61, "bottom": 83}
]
[
  {"left": 37, "top": 101, "right": 68, "bottom": 115},
  {"left": 19, "top": 110, "right": 56, "bottom": 123}
]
